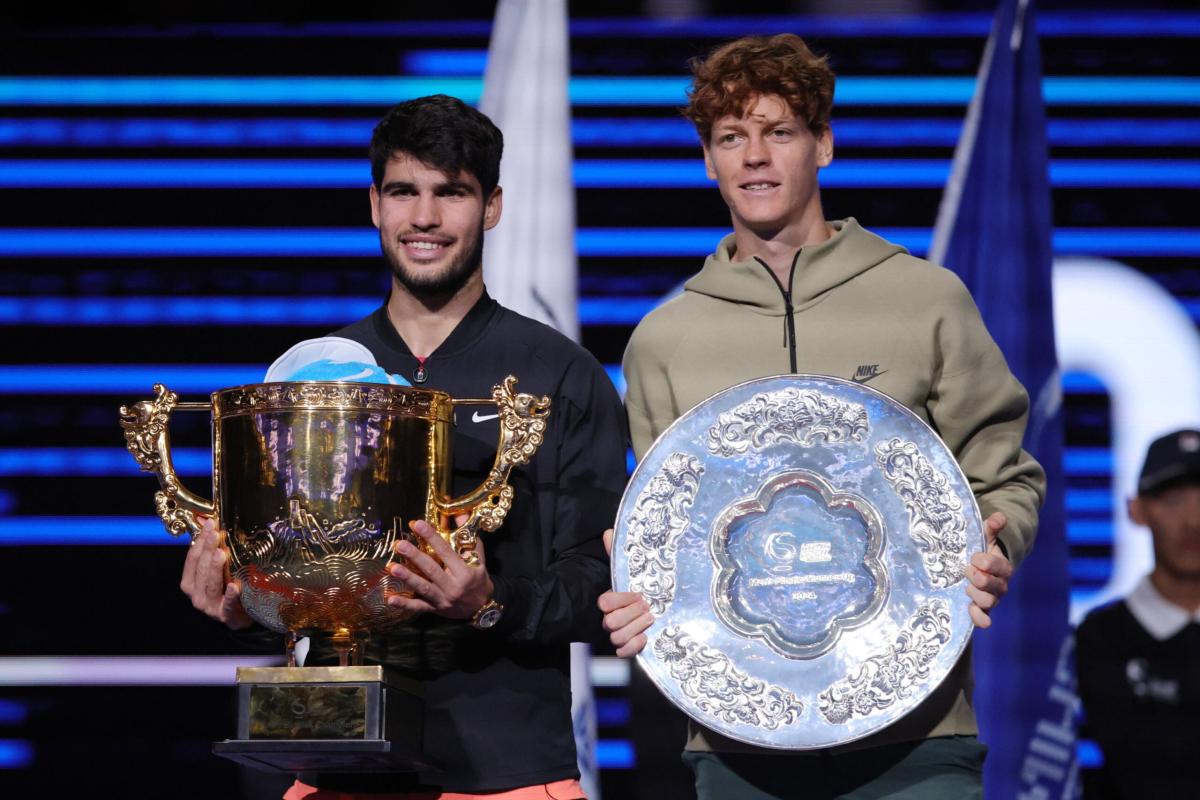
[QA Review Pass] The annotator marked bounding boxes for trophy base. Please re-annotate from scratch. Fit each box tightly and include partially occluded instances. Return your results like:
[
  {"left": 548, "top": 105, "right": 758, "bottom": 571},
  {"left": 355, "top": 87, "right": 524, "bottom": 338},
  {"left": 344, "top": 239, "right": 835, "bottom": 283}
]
[
  {"left": 212, "top": 738, "right": 438, "bottom": 773},
  {"left": 214, "top": 664, "right": 436, "bottom": 773}
]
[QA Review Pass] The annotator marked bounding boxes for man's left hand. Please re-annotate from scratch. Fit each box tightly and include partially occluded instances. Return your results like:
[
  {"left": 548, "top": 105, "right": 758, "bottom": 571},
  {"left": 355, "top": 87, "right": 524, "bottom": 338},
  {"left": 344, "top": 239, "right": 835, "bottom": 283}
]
[
  {"left": 966, "top": 511, "right": 1014, "bottom": 629},
  {"left": 386, "top": 519, "right": 494, "bottom": 619}
]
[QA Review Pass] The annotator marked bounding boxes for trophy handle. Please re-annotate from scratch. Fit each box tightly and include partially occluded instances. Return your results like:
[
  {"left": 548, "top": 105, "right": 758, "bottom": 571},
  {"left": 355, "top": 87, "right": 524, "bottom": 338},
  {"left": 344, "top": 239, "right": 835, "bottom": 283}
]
[
  {"left": 119, "top": 383, "right": 215, "bottom": 538},
  {"left": 438, "top": 376, "right": 551, "bottom": 566}
]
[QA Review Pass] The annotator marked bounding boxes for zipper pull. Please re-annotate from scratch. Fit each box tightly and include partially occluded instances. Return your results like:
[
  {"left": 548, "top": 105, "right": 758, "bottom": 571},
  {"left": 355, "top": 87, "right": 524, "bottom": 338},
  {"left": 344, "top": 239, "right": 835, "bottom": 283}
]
[{"left": 782, "top": 292, "right": 792, "bottom": 348}]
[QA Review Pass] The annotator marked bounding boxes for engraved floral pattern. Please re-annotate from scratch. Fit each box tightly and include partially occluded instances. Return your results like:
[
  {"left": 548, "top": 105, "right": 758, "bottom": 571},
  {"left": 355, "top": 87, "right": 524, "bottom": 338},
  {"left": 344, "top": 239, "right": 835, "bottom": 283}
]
[
  {"left": 875, "top": 438, "right": 969, "bottom": 587},
  {"left": 216, "top": 382, "right": 441, "bottom": 418},
  {"left": 625, "top": 453, "right": 703, "bottom": 615},
  {"left": 817, "top": 600, "right": 953, "bottom": 724},
  {"left": 654, "top": 626, "right": 803, "bottom": 729},
  {"left": 707, "top": 388, "right": 869, "bottom": 457}
]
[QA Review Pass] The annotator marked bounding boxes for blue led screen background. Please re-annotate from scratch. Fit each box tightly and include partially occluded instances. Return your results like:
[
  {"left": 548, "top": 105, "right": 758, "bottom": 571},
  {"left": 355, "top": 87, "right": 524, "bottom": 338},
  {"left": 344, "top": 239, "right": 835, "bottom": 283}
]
[{"left": 1, "top": 5, "right": 1198, "bottom": 797}]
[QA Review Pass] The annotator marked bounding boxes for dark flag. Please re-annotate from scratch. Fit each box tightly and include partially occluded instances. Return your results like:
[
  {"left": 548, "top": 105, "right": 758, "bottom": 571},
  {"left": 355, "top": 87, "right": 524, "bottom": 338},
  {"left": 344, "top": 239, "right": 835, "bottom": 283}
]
[{"left": 929, "top": 0, "right": 1077, "bottom": 797}]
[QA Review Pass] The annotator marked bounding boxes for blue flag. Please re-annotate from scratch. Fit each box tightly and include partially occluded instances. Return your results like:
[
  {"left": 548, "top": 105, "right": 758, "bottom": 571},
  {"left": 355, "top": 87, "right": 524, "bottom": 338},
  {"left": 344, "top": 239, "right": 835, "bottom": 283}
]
[{"left": 930, "top": 1, "right": 1077, "bottom": 797}]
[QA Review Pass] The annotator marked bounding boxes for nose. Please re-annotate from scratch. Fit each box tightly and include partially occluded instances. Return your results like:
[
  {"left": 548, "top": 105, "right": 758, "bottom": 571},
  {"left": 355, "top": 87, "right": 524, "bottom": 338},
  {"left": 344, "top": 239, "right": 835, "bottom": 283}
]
[
  {"left": 743, "top": 133, "right": 771, "bottom": 168},
  {"left": 1184, "top": 492, "right": 1200, "bottom": 531},
  {"left": 1172, "top": 487, "right": 1200, "bottom": 536},
  {"left": 411, "top": 192, "right": 441, "bottom": 230}
]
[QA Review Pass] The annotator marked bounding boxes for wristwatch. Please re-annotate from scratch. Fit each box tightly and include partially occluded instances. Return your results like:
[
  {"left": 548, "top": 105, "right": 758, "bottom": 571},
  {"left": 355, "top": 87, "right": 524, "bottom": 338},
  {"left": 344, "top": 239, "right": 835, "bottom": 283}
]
[{"left": 470, "top": 598, "right": 504, "bottom": 630}]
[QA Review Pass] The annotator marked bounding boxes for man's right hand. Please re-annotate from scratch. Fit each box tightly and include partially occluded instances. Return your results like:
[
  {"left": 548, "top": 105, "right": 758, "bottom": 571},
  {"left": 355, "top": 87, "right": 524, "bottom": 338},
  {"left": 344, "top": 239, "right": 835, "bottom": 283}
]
[
  {"left": 597, "top": 528, "right": 653, "bottom": 658},
  {"left": 180, "top": 516, "right": 253, "bottom": 630}
]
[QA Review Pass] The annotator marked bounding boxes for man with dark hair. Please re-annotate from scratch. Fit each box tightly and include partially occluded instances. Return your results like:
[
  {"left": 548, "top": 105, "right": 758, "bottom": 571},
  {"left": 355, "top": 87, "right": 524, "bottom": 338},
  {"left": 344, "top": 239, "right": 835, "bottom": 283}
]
[
  {"left": 599, "top": 34, "right": 1044, "bottom": 799},
  {"left": 1076, "top": 429, "right": 1200, "bottom": 799},
  {"left": 369, "top": 94, "right": 502, "bottom": 200},
  {"left": 182, "top": 94, "right": 628, "bottom": 799}
]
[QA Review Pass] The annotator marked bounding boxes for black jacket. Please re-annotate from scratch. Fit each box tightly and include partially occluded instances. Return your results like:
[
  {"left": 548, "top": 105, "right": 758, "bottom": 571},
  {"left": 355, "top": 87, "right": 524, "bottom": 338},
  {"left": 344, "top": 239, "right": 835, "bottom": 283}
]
[
  {"left": 1076, "top": 600, "right": 1200, "bottom": 799},
  {"left": 301, "top": 291, "right": 628, "bottom": 792}
]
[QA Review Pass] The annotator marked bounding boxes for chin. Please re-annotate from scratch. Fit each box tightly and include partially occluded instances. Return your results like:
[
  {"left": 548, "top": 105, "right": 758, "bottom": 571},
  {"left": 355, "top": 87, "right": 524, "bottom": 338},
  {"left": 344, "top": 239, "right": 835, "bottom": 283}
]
[
  {"left": 392, "top": 256, "right": 479, "bottom": 297},
  {"left": 401, "top": 271, "right": 455, "bottom": 290},
  {"left": 394, "top": 255, "right": 454, "bottom": 281},
  {"left": 738, "top": 217, "right": 789, "bottom": 238},
  {"left": 734, "top": 206, "right": 787, "bottom": 227}
]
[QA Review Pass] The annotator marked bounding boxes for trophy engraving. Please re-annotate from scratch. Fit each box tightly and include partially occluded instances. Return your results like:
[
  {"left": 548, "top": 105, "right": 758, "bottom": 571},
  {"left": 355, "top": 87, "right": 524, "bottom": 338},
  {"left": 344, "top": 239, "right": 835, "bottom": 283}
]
[
  {"left": 624, "top": 452, "right": 704, "bottom": 615},
  {"left": 817, "top": 600, "right": 954, "bottom": 725},
  {"left": 797, "top": 540, "right": 833, "bottom": 563},
  {"left": 875, "top": 438, "right": 970, "bottom": 588},
  {"left": 710, "top": 469, "right": 888, "bottom": 660},
  {"left": 653, "top": 626, "right": 804, "bottom": 730},
  {"left": 706, "top": 386, "right": 869, "bottom": 457}
]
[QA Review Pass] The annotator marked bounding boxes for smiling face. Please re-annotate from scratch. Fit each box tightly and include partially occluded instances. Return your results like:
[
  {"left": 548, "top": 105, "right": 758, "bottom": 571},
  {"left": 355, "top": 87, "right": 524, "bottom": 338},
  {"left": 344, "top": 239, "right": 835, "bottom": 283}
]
[
  {"left": 703, "top": 93, "right": 832, "bottom": 246},
  {"left": 369, "top": 152, "right": 502, "bottom": 299}
]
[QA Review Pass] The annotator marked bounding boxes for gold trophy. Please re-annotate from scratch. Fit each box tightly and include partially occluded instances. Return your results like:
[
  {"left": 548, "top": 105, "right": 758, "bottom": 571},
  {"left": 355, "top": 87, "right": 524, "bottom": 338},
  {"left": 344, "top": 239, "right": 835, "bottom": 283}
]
[{"left": 119, "top": 377, "right": 549, "bottom": 772}]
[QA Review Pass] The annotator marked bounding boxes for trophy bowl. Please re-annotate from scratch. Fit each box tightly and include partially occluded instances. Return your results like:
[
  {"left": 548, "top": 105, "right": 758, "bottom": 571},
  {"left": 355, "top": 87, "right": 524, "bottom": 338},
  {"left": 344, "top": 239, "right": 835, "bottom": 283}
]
[
  {"left": 611, "top": 374, "right": 984, "bottom": 751},
  {"left": 120, "top": 376, "right": 549, "bottom": 652}
]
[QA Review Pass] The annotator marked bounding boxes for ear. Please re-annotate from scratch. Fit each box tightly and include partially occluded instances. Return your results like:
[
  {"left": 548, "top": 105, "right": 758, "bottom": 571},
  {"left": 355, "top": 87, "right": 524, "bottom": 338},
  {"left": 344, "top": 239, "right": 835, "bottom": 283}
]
[
  {"left": 816, "top": 127, "right": 834, "bottom": 168},
  {"left": 369, "top": 183, "right": 381, "bottom": 229},
  {"left": 1128, "top": 496, "right": 1148, "bottom": 526},
  {"left": 483, "top": 186, "right": 503, "bottom": 231},
  {"left": 703, "top": 145, "right": 717, "bottom": 181}
]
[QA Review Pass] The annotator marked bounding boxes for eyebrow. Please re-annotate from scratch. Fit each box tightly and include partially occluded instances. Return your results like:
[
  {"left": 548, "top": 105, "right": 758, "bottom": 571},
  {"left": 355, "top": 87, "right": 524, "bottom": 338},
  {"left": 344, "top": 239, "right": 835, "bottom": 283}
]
[
  {"left": 380, "top": 179, "right": 476, "bottom": 194},
  {"left": 715, "top": 116, "right": 795, "bottom": 131}
]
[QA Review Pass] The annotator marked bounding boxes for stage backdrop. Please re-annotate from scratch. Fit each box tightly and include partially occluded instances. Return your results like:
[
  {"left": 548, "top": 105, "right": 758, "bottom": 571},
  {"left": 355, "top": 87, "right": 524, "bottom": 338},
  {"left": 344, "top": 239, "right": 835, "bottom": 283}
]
[{"left": 1, "top": 6, "right": 1199, "bottom": 798}]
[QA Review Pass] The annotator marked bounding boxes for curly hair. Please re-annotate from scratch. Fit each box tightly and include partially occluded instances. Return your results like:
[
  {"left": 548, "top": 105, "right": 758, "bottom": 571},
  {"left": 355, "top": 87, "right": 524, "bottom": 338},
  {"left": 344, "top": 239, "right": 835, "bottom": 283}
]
[{"left": 683, "top": 34, "right": 835, "bottom": 145}]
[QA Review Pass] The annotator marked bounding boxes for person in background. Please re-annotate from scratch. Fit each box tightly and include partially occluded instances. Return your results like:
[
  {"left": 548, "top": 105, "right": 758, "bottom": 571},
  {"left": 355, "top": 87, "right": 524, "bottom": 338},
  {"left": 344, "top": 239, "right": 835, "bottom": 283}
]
[{"left": 1076, "top": 428, "right": 1200, "bottom": 799}]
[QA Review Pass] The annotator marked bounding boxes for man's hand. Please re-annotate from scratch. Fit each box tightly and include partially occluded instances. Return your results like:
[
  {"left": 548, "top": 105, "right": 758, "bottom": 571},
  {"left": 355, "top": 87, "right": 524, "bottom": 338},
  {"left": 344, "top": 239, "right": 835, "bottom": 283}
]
[
  {"left": 967, "top": 511, "right": 1015, "bottom": 629},
  {"left": 180, "top": 516, "right": 254, "bottom": 630},
  {"left": 597, "top": 528, "right": 654, "bottom": 658},
  {"left": 386, "top": 519, "right": 494, "bottom": 619}
]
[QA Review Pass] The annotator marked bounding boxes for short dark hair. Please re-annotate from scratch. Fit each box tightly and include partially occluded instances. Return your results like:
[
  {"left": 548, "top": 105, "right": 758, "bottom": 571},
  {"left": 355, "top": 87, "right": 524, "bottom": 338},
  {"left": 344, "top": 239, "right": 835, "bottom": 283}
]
[{"left": 369, "top": 94, "right": 503, "bottom": 197}]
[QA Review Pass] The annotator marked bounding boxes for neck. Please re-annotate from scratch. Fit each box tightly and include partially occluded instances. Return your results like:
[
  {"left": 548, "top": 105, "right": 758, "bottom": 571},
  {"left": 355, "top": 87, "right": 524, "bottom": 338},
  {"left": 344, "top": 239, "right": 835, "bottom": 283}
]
[
  {"left": 386, "top": 272, "right": 484, "bottom": 357},
  {"left": 731, "top": 207, "right": 833, "bottom": 286},
  {"left": 1150, "top": 568, "right": 1200, "bottom": 614}
]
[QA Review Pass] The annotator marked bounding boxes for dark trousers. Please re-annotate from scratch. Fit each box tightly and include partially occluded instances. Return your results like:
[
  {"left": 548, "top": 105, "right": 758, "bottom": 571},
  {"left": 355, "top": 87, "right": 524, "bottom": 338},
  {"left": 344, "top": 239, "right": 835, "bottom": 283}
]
[{"left": 683, "top": 735, "right": 986, "bottom": 800}]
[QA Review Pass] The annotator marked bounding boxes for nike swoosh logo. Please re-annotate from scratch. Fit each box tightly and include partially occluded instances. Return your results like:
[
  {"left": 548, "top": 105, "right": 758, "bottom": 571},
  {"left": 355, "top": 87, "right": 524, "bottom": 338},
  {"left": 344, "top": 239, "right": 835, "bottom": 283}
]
[
  {"left": 472, "top": 411, "right": 500, "bottom": 423},
  {"left": 852, "top": 370, "right": 888, "bottom": 384}
]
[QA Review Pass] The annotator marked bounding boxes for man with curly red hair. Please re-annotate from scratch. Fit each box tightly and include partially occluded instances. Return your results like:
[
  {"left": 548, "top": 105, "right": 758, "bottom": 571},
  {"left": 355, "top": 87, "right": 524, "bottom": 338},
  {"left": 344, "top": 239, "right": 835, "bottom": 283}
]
[{"left": 599, "top": 34, "right": 1045, "bottom": 799}]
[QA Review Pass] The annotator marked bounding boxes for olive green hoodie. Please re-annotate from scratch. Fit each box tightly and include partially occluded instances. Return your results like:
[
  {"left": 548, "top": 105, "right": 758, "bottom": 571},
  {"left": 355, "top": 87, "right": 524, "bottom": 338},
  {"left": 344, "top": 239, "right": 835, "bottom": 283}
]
[{"left": 623, "top": 218, "right": 1045, "bottom": 751}]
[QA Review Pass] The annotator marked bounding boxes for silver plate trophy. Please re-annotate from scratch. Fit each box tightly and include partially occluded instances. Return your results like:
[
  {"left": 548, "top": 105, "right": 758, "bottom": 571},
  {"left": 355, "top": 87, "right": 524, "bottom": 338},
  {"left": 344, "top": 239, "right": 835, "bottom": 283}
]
[{"left": 611, "top": 374, "right": 985, "bottom": 749}]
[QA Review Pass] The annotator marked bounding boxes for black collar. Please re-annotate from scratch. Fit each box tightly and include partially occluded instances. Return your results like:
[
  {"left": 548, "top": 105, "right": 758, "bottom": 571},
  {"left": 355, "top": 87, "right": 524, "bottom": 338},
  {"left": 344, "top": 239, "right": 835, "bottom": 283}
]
[{"left": 370, "top": 288, "right": 501, "bottom": 361}]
